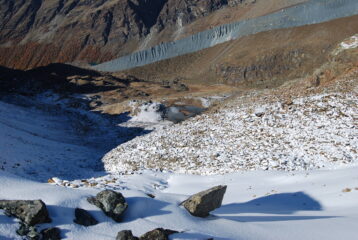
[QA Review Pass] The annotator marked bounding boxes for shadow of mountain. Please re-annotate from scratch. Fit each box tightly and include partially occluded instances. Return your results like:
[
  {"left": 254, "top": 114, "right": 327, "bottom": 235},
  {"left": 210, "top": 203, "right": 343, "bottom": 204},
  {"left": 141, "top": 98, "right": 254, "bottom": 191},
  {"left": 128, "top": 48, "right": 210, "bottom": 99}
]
[
  {"left": 0, "top": 63, "right": 130, "bottom": 95},
  {"left": 215, "top": 192, "right": 322, "bottom": 215}
]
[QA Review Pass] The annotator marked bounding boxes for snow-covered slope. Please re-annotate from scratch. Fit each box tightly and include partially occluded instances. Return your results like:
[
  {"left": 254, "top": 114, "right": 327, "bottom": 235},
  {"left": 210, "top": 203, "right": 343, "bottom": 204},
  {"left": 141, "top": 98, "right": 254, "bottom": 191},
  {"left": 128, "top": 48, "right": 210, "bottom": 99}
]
[
  {"left": 103, "top": 92, "right": 358, "bottom": 174},
  {"left": 1, "top": 167, "right": 358, "bottom": 240},
  {"left": 0, "top": 94, "right": 147, "bottom": 181}
]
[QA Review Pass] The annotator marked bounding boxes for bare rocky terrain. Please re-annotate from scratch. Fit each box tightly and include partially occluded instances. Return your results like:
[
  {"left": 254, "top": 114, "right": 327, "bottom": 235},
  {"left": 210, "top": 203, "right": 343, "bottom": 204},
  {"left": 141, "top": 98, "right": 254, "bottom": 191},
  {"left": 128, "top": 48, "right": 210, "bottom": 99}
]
[{"left": 0, "top": 0, "right": 309, "bottom": 70}]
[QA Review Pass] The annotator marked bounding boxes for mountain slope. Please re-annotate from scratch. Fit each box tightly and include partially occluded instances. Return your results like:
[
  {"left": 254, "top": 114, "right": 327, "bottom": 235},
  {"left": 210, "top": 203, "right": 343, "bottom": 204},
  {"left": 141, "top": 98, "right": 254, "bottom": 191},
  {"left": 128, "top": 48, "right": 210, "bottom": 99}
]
[{"left": 0, "top": 0, "right": 304, "bottom": 69}]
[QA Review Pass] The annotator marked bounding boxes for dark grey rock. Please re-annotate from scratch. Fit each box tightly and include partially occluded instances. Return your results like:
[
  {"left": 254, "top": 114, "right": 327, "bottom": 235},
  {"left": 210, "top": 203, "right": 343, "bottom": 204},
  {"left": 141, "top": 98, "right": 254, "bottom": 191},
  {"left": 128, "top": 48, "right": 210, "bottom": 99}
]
[
  {"left": 139, "top": 228, "right": 178, "bottom": 240},
  {"left": 27, "top": 227, "right": 41, "bottom": 240},
  {"left": 0, "top": 200, "right": 51, "bottom": 226},
  {"left": 87, "top": 190, "right": 128, "bottom": 222},
  {"left": 181, "top": 185, "right": 227, "bottom": 217},
  {"left": 41, "top": 227, "right": 61, "bottom": 240},
  {"left": 74, "top": 208, "right": 98, "bottom": 226},
  {"left": 116, "top": 230, "right": 139, "bottom": 240},
  {"left": 16, "top": 222, "right": 31, "bottom": 236}
]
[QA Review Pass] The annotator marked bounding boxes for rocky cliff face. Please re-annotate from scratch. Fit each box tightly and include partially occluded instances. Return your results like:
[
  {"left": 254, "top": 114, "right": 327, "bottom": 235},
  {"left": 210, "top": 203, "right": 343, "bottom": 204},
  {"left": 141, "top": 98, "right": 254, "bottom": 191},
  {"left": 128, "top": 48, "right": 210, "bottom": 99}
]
[{"left": 0, "top": 0, "right": 243, "bottom": 69}]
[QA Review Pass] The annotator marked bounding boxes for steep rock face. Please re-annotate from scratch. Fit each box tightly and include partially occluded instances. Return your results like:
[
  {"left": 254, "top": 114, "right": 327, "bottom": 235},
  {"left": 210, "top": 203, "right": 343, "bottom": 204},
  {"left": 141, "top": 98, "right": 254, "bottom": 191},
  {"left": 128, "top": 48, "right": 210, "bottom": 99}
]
[
  {"left": 0, "top": 0, "right": 239, "bottom": 69},
  {"left": 155, "top": 0, "right": 235, "bottom": 31}
]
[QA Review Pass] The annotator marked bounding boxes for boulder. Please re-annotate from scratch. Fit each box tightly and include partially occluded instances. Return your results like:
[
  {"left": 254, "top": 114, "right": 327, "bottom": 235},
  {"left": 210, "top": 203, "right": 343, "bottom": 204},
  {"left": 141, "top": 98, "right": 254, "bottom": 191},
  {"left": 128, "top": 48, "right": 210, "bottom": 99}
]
[
  {"left": 0, "top": 200, "right": 51, "bottom": 226},
  {"left": 139, "top": 228, "right": 178, "bottom": 240},
  {"left": 73, "top": 208, "right": 98, "bottom": 226},
  {"left": 87, "top": 190, "right": 128, "bottom": 222},
  {"left": 116, "top": 230, "right": 139, "bottom": 240},
  {"left": 181, "top": 185, "right": 227, "bottom": 217},
  {"left": 41, "top": 227, "right": 61, "bottom": 240}
]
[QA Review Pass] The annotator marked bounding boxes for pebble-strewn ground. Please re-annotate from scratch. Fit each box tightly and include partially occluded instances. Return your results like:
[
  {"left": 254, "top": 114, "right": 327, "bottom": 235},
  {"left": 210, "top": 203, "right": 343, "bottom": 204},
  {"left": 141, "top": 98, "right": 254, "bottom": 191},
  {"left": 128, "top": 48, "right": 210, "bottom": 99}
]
[{"left": 103, "top": 90, "right": 358, "bottom": 175}]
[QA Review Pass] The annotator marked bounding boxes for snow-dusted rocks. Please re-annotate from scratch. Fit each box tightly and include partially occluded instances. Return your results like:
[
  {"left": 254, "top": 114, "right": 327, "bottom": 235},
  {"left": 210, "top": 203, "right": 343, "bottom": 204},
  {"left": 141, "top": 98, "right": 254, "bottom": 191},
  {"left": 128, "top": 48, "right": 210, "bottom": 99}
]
[
  {"left": 182, "top": 185, "right": 227, "bottom": 217},
  {"left": 103, "top": 92, "right": 358, "bottom": 174},
  {"left": 0, "top": 200, "right": 51, "bottom": 226},
  {"left": 87, "top": 190, "right": 128, "bottom": 222}
]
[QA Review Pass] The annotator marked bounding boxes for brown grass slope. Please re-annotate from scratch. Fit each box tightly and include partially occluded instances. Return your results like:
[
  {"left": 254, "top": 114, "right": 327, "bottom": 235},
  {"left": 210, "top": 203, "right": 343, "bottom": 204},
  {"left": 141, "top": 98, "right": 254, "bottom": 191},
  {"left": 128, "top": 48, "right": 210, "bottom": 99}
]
[{"left": 121, "top": 15, "right": 358, "bottom": 89}]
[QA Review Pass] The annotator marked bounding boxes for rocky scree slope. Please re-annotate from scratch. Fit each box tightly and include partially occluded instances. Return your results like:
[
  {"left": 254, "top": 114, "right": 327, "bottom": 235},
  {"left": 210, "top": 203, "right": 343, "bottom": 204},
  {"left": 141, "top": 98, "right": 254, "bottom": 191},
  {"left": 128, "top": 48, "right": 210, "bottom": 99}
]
[
  {"left": 102, "top": 39, "right": 358, "bottom": 175},
  {"left": 0, "top": 0, "right": 245, "bottom": 69}
]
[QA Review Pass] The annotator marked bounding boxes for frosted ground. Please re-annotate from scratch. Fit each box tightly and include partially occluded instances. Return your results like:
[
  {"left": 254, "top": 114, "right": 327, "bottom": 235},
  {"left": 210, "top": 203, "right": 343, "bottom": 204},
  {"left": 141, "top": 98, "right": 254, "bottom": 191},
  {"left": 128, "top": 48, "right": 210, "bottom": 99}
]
[
  {"left": 1, "top": 38, "right": 358, "bottom": 239},
  {"left": 1, "top": 79, "right": 357, "bottom": 239},
  {"left": 103, "top": 91, "right": 358, "bottom": 175}
]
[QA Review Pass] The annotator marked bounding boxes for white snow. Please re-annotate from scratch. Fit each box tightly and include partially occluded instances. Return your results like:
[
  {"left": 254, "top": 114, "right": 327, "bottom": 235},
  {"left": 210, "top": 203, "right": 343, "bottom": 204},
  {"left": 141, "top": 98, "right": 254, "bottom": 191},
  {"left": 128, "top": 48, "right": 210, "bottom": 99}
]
[
  {"left": 340, "top": 34, "right": 358, "bottom": 50},
  {"left": 0, "top": 95, "right": 145, "bottom": 181},
  {"left": 129, "top": 102, "right": 166, "bottom": 123},
  {"left": 1, "top": 168, "right": 358, "bottom": 240}
]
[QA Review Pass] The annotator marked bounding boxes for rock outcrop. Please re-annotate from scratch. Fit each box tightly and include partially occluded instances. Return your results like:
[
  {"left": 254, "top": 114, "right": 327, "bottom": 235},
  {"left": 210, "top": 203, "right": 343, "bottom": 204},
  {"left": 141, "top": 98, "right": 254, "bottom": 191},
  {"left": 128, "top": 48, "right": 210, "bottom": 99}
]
[
  {"left": 87, "top": 190, "right": 128, "bottom": 222},
  {"left": 0, "top": 200, "right": 51, "bottom": 226},
  {"left": 181, "top": 185, "right": 227, "bottom": 217}
]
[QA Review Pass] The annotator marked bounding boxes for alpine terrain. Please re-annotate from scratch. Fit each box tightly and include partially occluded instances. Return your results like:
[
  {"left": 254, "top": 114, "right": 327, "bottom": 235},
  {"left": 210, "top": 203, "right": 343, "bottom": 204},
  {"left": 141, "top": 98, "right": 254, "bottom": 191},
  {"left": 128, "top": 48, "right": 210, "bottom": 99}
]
[{"left": 0, "top": 0, "right": 357, "bottom": 240}]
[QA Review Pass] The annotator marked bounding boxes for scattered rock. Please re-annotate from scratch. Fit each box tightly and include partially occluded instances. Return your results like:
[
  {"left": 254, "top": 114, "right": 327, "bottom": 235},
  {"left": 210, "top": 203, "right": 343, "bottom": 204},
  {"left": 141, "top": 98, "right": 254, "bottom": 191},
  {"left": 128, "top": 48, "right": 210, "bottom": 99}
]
[
  {"left": 0, "top": 200, "right": 51, "bottom": 225},
  {"left": 47, "top": 178, "right": 56, "bottom": 184},
  {"left": 116, "top": 230, "right": 138, "bottom": 240},
  {"left": 74, "top": 208, "right": 98, "bottom": 226},
  {"left": 139, "top": 228, "right": 178, "bottom": 240},
  {"left": 146, "top": 193, "right": 155, "bottom": 199},
  {"left": 41, "top": 227, "right": 61, "bottom": 240},
  {"left": 254, "top": 107, "right": 266, "bottom": 117},
  {"left": 342, "top": 188, "right": 352, "bottom": 192},
  {"left": 87, "top": 190, "right": 128, "bottom": 222},
  {"left": 181, "top": 185, "right": 227, "bottom": 217}
]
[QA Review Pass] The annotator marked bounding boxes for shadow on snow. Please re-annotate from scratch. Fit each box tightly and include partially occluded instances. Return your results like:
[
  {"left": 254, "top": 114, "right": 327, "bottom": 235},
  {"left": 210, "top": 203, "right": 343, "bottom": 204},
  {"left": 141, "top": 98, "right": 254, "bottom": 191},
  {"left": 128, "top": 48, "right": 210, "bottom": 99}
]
[{"left": 213, "top": 192, "right": 337, "bottom": 222}]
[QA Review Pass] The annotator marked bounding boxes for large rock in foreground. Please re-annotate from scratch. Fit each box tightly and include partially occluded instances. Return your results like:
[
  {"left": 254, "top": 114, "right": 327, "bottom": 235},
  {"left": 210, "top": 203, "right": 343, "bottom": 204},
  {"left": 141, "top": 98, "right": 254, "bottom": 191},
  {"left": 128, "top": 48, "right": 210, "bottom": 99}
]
[
  {"left": 87, "top": 190, "right": 128, "bottom": 222},
  {"left": 0, "top": 200, "right": 51, "bottom": 226},
  {"left": 181, "top": 185, "right": 227, "bottom": 217}
]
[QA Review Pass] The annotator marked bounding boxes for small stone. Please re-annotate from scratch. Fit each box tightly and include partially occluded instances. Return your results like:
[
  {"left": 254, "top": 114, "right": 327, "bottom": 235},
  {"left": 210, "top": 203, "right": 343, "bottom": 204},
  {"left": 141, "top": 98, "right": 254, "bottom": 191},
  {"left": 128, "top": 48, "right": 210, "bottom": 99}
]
[
  {"left": 342, "top": 188, "right": 352, "bottom": 193},
  {"left": 41, "top": 227, "right": 61, "bottom": 240},
  {"left": 146, "top": 193, "right": 155, "bottom": 199},
  {"left": 181, "top": 185, "right": 227, "bottom": 217},
  {"left": 116, "top": 230, "right": 138, "bottom": 240},
  {"left": 74, "top": 208, "right": 98, "bottom": 226},
  {"left": 0, "top": 200, "right": 51, "bottom": 226},
  {"left": 139, "top": 228, "right": 178, "bottom": 240},
  {"left": 87, "top": 190, "right": 128, "bottom": 222},
  {"left": 27, "top": 226, "right": 41, "bottom": 240},
  {"left": 47, "top": 178, "right": 55, "bottom": 184}
]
